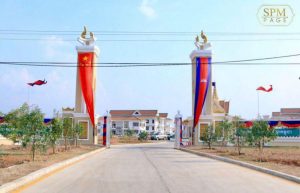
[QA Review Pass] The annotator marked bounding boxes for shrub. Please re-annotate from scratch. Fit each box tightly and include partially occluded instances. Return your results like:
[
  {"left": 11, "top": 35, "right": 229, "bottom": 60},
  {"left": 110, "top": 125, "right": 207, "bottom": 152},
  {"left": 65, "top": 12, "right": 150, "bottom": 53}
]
[
  {"left": 200, "top": 125, "right": 217, "bottom": 149},
  {"left": 125, "top": 129, "right": 135, "bottom": 137},
  {"left": 138, "top": 131, "right": 148, "bottom": 141}
]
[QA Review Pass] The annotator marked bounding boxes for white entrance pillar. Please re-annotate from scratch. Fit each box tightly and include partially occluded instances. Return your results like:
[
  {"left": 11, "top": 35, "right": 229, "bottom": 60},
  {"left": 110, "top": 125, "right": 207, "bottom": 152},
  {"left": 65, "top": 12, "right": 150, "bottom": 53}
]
[
  {"left": 190, "top": 32, "right": 212, "bottom": 146},
  {"left": 75, "top": 27, "right": 100, "bottom": 145}
]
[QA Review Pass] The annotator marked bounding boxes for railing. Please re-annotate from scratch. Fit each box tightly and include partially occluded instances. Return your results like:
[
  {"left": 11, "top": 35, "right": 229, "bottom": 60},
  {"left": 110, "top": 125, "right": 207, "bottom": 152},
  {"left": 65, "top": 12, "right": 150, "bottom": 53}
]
[{"left": 273, "top": 136, "right": 300, "bottom": 143}]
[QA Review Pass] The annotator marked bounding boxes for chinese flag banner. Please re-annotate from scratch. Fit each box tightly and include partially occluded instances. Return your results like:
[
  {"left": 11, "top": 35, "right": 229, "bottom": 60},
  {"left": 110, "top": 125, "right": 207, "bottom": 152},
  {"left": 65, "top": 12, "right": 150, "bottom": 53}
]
[
  {"left": 78, "top": 52, "right": 95, "bottom": 128},
  {"left": 193, "top": 57, "right": 211, "bottom": 129}
]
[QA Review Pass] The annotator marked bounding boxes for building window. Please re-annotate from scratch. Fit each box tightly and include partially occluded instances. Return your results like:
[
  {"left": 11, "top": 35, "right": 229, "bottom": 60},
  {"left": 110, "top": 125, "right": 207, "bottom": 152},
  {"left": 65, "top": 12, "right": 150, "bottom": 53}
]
[
  {"left": 152, "top": 119, "right": 155, "bottom": 124},
  {"left": 133, "top": 122, "right": 139, "bottom": 127},
  {"left": 115, "top": 121, "right": 123, "bottom": 129},
  {"left": 112, "top": 121, "right": 116, "bottom": 128},
  {"left": 146, "top": 119, "right": 149, "bottom": 124},
  {"left": 152, "top": 126, "right": 155, "bottom": 130},
  {"left": 146, "top": 126, "right": 149, "bottom": 130},
  {"left": 200, "top": 124, "right": 209, "bottom": 141},
  {"left": 124, "top": 121, "right": 129, "bottom": 128},
  {"left": 79, "top": 121, "right": 88, "bottom": 139}
]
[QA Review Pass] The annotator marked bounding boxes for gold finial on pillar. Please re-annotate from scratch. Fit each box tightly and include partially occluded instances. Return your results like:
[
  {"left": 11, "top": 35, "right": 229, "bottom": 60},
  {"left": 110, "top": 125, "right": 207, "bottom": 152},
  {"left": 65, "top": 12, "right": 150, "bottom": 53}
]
[
  {"left": 78, "top": 26, "right": 96, "bottom": 46},
  {"left": 194, "top": 30, "right": 211, "bottom": 50},
  {"left": 201, "top": 30, "right": 208, "bottom": 44},
  {"left": 81, "top": 26, "right": 87, "bottom": 39}
]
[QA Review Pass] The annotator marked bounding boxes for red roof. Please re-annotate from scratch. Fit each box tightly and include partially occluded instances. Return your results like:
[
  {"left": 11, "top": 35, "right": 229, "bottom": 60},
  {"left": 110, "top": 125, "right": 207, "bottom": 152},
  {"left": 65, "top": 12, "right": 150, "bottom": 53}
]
[
  {"left": 281, "top": 108, "right": 300, "bottom": 114},
  {"left": 110, "top": 110, "right": 158, "bottom": 117},
  {"left": 159, "top": 113, "right": 168, "bottom": 118},
  {"left": 272, "top": 112, "right": 281, "bottom": 117},
  {"left": 219, "top": 100, "right": 230, "bottom": 114}
]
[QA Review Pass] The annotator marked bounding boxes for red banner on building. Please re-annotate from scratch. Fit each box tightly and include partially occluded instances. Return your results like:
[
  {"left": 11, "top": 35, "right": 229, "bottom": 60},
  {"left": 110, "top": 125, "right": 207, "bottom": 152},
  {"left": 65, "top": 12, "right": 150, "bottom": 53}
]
[{"left": 78, "top": 52, "right": 95, "bottom": 128}]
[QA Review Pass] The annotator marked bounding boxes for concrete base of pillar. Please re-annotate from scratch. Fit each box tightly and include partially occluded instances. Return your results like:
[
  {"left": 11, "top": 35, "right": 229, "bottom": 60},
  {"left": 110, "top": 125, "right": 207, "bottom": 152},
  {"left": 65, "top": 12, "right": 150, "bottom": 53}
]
[{"left": 93, "top": 136, "right": 98, "bottom": 145}]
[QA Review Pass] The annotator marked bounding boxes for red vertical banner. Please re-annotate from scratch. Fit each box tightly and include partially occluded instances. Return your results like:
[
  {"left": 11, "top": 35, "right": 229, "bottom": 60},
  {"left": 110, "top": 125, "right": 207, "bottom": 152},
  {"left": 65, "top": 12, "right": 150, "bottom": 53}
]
[
  {"left": 78, "top": 52, "right": 95, "bottom": 128},
  {"left": 193, "top": 57, "right": 211, "bottom": 129}
]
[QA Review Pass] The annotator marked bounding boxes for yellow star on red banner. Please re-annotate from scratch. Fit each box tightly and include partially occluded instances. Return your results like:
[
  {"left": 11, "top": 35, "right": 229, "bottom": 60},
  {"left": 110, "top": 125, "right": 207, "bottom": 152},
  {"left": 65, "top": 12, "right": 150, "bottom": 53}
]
[
  {"left": 80, "top": 55, "right": 91, "bottom": 67},
  {"left": 82, "top": 56, "right": 89, "bottom": 61}
]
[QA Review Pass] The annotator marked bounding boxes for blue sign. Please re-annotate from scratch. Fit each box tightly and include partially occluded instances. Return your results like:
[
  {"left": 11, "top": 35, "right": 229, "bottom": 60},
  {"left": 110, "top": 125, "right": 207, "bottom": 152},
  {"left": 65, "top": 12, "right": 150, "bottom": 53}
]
[{"left": 276, "top": 128, "right": 300, "bottom": 137}]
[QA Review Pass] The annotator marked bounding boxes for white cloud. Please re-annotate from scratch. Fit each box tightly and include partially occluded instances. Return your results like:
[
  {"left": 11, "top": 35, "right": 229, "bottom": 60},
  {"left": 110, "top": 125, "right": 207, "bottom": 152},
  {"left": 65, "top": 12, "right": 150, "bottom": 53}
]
[
  {"left": 0, "top": 68, "right": 32, "bottom": 89},
  {"left": 0, "top": 68, "right": 33, "bottom": 112},
  {"left": 40, "top": 36, "right": 75, "bottom": 62},
  {"left": 138, "top": 0, "right": 157, "bottom": 19}
]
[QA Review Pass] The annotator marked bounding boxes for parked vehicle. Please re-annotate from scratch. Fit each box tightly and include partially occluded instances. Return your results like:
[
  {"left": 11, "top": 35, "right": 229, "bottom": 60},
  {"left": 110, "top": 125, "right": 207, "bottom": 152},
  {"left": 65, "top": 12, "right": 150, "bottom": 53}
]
[
  {"left": 151, "top": 132, "right": 167, "bottom": 140},
  {"left": 167, "top": 133, "right": 175, "bottom": 140}
]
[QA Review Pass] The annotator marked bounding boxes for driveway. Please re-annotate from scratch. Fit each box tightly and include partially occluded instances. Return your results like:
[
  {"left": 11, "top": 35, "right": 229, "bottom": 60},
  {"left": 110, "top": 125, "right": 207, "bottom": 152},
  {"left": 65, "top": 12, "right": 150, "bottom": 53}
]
[{"left": 21, "top": 142, "right": 300, "bottom": 193}]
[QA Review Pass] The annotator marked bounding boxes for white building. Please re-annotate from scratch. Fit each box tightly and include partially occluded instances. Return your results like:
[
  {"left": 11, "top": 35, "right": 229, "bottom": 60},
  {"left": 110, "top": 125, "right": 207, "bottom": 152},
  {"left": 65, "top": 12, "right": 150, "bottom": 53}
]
[{"left": 98, "top": 110, "right": 173, "bottom": 136}]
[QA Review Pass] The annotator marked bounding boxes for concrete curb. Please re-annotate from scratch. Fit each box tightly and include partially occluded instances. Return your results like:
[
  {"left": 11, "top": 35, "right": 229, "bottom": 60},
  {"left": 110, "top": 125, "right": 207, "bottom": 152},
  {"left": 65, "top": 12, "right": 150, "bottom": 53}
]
[
  {"left": 0, "top": 147, "right": 106, "bottom": 193},
  {"left": 179, "top": 148, "right": 300, "bottom": 184}
]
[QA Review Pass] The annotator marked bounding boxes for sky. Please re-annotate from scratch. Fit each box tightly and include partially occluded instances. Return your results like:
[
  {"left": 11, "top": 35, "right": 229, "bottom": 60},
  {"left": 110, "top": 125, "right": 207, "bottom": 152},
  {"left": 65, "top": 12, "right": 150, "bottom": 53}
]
[{"left": 0, "top": 0, "right": 300, "bottom": 119}]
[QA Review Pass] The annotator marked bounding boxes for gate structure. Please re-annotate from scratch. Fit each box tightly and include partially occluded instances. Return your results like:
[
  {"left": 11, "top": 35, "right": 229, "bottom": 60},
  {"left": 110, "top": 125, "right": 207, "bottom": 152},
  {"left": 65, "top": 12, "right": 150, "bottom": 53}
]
[{"left": 61, "top": 29, "right": 230, "bottom": 146}]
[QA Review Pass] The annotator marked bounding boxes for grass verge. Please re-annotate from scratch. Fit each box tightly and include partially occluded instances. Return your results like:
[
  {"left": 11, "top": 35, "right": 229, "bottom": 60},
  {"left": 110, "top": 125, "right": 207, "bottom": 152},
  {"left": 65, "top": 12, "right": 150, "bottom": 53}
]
[
  {"left": 0, "top": 145, "right": 101, "bottom": 185},
  {"left": 186, "top": 146, "right": 300, "bottom": 177}
]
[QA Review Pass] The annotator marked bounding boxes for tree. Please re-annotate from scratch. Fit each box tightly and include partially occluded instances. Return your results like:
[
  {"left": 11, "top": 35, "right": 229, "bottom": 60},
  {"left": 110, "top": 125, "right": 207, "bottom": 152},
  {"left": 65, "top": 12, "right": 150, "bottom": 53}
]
[
  {"left": 215, "top": 119, "right": 232, "bottom": 148},
  {"left": 249, "top": 120, "right": 277, "bottom": 161},
  {"left": 200, "top": 125, "right": 217, "bottom": 149},
  {"left": 138, "top": 131, "right": 148, "bottom": 141},
  {"left": 4, "top": 103, "right": 45, "bottom": 161},
  {"left": 62, "top": 118, "right": 72, "bottom": 151},
  {"left": 24, "top": 106, "right": 45, "bottom": 161},
  {"left": 36, "top": 126, "right": 49, "bottom": 154},
  {"left": 0, "top": 124, "right": 17, "bottom": 145},
  {"left": 4, "top": 103, "right": 30, "bottom": 147},
  {"left": 47, "top": 118, "right": 63, "bottom": 154},
  {"left": 72, "top": 123, "right": 83, "bottom": 147},
  {"left": 230, "top": 116, "right": 249, "bottom": 155}
]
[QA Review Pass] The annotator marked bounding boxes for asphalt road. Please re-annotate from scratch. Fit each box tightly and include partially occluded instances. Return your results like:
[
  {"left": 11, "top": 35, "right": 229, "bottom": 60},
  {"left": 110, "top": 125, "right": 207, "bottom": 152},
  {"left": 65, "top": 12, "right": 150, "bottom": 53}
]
[{"left": 22, "top": 142, "right": 300, "bottom": 193}]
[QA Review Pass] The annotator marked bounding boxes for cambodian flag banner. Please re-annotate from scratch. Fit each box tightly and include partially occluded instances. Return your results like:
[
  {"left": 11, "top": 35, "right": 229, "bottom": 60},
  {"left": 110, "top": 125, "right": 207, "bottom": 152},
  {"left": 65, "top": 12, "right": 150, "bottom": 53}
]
[
  {"left": 43, "top": 118, "right": 52, "bottom": 125},
  {"left": 243, "top": 120, "right": 300, "bottom": 128},
  {"left": 193, "top": 57, "right": 211, "bottom": 129},
  {"left": 281, "top": 121, "right": 300, "bottom": 128},
  {"left": 268, "top": 121, "right": 279, "bottom": 128}
]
